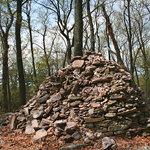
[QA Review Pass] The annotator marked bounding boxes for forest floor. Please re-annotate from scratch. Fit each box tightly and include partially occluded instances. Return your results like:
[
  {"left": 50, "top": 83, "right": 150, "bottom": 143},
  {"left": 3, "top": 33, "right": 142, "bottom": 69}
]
[{"left": 0, "top": 112, "right": 150, "bottom": 150}]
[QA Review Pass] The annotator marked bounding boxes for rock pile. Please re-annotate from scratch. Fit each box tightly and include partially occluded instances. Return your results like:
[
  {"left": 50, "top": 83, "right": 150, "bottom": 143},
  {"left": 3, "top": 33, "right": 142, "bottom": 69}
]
[{"left": 10, "top": 51, "right": 150, "bottom": 144}]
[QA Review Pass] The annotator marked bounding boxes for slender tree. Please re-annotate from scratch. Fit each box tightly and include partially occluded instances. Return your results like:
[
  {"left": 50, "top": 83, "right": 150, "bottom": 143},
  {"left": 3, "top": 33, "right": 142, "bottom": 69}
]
[
  {"left": 25, "top": 1, "right": 37, "bottom": 82},
  {"left": 94, "top": 2, "right": 101, "bottom": 52},
  {"left": 0, "top": 0, "right": 15, "bottom": 111},
  {"left": 33, "top": 9, "right": 51, "bottom": 76},
  {"left": 16, "top": 0, "right": 26, "bottom": 106},
  {"left": 74, "top": 0, "right": 83, "bottom": 56},
  {"left": 86, "top": 0, "right": 95, "bottom": 52},
  {"left": 123, "top": 0, "right": 134, "bottom": 77},
  {"left": 101, "top": 3, "right": 127, "bottom": 71}
]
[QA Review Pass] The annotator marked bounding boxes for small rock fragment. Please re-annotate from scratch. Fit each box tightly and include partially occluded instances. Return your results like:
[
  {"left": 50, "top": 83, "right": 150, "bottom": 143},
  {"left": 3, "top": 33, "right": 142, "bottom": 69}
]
[
  {"left": 25, "top": 125, "right": 35, "bottom": 135},
  {"left": 102, "top": 137, "right": 116, "bottom": 150},
  {"left": 33, "top": 129, "right": 47, "bottom": 141}
]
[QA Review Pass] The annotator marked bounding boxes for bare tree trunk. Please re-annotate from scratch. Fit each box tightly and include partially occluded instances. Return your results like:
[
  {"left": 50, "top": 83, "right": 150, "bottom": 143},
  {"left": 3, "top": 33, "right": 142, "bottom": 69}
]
[
  {"left": 106, "top": 21, "right": 111, "bottom": 60},
  {"left": 134, "top": 66, "right": 139, "bottom": 87},
  {"left": 95, "top": 2, "right": 101, "bottom": 52},
  {"left": 123, "top": 0, "right": 134, "bottom": 77},
  {"left": 43, "top": 26, "right": 51, "bottom": 76},
  {"left": 67, "top": 39, "right": 72, "bottom": 63},
  {"left": 86, "top": 0, "right": 95, "bottom": 52},
  {"left": 135, "top": 20, "right": 150, "bottom": 98},
  {"left": 63, "top": 50, "right": 67, "bottom": 68},
  {"left": 74, "top": 0, "right": 83, "bottom": 56},
  {"left": 140, "top": 38, "right": 149, "bottom": 98},
  {"left": 26, "top": 2, "right": 37, "bottom": 81},
  {"left": 0, "top": 1, "right": 14, "bottom": 111},
  {"left": 2, "top": 37, "right": 8, "bottom": 111},
  {"left": 101, "top": 4, "right": 128, "bottom": 71},
  {"left": 55, "top": 51, "right": 58, "bottom": 72},
  {"left": 16, "top": 0, "right": 26, "bottom": 106},
  {"left": 7, "top": 73, "right": 11, "bottom": 111}
]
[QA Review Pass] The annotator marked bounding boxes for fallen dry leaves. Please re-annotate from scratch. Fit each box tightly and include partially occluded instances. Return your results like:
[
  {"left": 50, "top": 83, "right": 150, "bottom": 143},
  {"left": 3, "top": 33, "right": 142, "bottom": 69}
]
[
  {"left": 0, "top": 126, "right": 150, "bottom": 150},
  {"left": 0, "top": 112, "right": 150, "bottom": 150}
]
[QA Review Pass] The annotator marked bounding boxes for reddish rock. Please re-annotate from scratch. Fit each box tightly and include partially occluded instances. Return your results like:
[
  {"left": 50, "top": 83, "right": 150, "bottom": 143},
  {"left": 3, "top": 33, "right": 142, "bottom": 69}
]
[
  {"left": 84, "top": 117, "right": 105, "bottom": 123},
  {"left": 118, "top": 107, "right": 137, "bottom": 115},
  {"left": 91, "top": 102, "right": 101, "bottom": 108}
]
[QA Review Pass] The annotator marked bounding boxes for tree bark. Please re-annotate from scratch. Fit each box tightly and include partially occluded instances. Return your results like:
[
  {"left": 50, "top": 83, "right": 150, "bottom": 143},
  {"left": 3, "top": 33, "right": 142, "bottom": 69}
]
[
  {"left": 26, "top": 2, "right": 37, "bottom": 81},
  {"left": 16, "top": 0, "right": 26, "bottom": 106},
  {"left": 134, "top": 66, "right": 139, "bottom": 87},
  {"left": 123, "top": 0, "right": 134, "bottom": 77},
  {"left": 0, "top": 1, "right": 14, "bottom": 111},
  {"left": 7, "top": 72, "right": 11, "bottom": 111},
  {"left": 105, "top": 21, "right": 111, "bottom": 60},
  {"left": 67, "top": 40, "right": 72, "bottom": 63},
  {"left": 43, "top": 26, "right": 51, "bottom": 76},
  {"left": 101, "top": 4, "right": 128, "bottom": 71},
  {"left": 74, "top": 0, "right": 83, "bottom": 56},
  {"left": 135, "top": 17, "right": 150, "bottom": 98},
  {"left": 86, "top": 0, "right": 95, "bottom": 52},
  {"left": 95, "top": 16, "right": 100, "bottom": 52},
  {"left": 2, "top": 35, "right": 9, "bottom": 111}
]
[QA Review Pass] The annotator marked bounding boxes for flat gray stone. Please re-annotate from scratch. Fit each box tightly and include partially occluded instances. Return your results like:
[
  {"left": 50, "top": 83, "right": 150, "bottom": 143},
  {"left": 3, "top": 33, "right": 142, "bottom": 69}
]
[
  {"left": 17, "top": 116, "right": 26, "bottom": 122},
  {"left": 32, "top": 119, "right": 39, "bottom": 130},
  {"left": 72, "top": 59, "right": 84, "bottom": 68},
  {"left": 47, "top": 92, "right": 62, "bottom": 103},
  {"left": 33, "top": 110, "right": 43, "bottom": 119},
  {"left": 24, "top": 107, "right": 29, "bottom": 116},
  {"left": 105, "top": 113, "right": 116, "bottom": 118},
  {"left": 54, "top": 120, "right": 66, "bottom": 126},
  {"left": 41, "top": 118, "right": 53, "bottom": 125},
  {"left": 65, "top": 122, "right": 77, "bottom": 134},
  {"left": 102, "top": 137, "right": 116, "bottom": 150},
  {"left": 72, "top": 131, "right": 81, "bottom": 140},
  {"left": 33, "top": 129, "right": 47, "bottom": 141},
  {"left": 25, "top": 125, "right": 35, "bottom": 134}
]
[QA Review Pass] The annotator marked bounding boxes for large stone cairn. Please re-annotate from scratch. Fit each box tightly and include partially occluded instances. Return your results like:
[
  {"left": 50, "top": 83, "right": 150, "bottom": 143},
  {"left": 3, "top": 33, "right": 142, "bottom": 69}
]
[{"left": 11, "top": 51, "right": 150, "bottom": 143}]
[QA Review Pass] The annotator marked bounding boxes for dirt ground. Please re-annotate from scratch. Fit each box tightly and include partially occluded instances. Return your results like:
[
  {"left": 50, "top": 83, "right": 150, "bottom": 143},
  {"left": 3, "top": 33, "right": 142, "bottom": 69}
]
[{"left": 0, "top": 112, "right": 150, "bottom": 150}]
